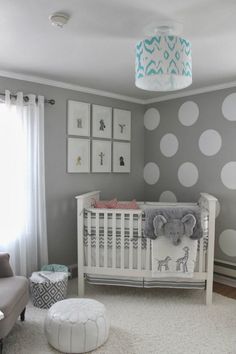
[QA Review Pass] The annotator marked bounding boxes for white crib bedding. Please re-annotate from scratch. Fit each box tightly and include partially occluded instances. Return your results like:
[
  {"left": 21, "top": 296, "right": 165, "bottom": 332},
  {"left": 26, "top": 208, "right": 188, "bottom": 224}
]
[{"left": 83, "top": 204, "right": 209, "bottom": 288}]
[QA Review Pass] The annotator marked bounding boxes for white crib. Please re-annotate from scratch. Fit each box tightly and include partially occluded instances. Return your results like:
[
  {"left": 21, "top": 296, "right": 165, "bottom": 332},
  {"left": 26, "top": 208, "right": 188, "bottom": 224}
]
[{"left": 76, "top": 191, "right": 217, "bottom": 305}]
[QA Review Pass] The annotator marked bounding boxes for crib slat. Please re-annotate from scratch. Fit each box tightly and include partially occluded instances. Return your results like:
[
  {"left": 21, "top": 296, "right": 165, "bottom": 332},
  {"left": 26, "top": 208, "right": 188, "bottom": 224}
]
[
  {"left": 112, "top": 213, "right": 116, "bottom": 268},
  {"left": 104, "top": 213, "right": 108, "bottom": 268},
  {"left": 145, "top": 238, "right": 150, "bottom": 270},
  {"left": 129, "top": 215, "right": 133, "bottom": 269},
  {"left": 121, "top": 213, "right": 125, "bottom": 269},
  {"left": 95, "top": 213, "right": 99, "bottom": 267},
  {"left": 87, "top": 212, "right": 92, "bottom": 267},
  {"left": 137, "top": 214, "right": 142, "bottom": 270},
  {"left": 199, "top": 237, "right": 204, "bottom": 272}
]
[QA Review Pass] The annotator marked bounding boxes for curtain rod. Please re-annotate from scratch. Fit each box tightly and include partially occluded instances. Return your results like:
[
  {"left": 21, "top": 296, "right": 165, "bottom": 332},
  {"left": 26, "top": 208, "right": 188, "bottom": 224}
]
[{"left": 0, "top": 92, "right": 55, "bottom": 105}]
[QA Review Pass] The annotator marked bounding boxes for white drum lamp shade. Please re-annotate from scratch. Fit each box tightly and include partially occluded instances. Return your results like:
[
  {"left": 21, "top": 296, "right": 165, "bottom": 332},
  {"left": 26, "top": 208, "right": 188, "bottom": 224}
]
[{"left": 135, "top": 35, "right": 192, "bottom": 91}]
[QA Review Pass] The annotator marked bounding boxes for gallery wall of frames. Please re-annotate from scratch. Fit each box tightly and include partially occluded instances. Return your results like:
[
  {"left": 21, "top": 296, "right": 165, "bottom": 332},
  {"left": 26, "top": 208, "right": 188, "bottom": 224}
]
[{"left": 67, "top": 100, "right": 131, "bottom": 173}]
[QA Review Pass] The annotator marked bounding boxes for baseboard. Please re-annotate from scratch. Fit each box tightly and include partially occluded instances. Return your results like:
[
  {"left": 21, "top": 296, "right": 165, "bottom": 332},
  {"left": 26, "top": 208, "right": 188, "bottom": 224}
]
[
  {"left": 214, "top": 274, "right": 236, "bottom": 288},
  {"left": 214, "top": 259, "right": 236, "bottom": 288}
]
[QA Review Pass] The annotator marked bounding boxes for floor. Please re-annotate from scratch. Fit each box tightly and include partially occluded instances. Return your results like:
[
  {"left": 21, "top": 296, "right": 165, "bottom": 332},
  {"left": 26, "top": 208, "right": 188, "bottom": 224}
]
[
  {"left": 4, "top": 280, "right": 236, "bottom": 354},
  {"left": 213, "top": 282, "right": 236, "bottom": 300}
]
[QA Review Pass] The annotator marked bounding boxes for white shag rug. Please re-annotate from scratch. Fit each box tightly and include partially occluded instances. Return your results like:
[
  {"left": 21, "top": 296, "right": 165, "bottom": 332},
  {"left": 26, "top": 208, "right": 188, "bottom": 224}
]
[{"left": 3, "top": 280, "right": 236, "bottom": 354}]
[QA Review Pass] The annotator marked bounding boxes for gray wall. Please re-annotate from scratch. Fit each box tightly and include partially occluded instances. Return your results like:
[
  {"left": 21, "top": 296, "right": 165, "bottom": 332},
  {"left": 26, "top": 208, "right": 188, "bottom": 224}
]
[
  {"left": 144, "top": 88, "right": 236, "bottom": 264},
  {"left": 1, "top": 75, "right": 235, "bottom": 267},
  {"left": 0, "top": 76, "right": 145, "bottom": 266}
]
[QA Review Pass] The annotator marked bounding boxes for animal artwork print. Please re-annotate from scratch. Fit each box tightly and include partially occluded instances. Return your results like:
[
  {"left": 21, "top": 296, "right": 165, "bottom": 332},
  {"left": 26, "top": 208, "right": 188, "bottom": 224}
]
[
  {"left": 176, "top": 247, "right": 190, "bottom": 273},
  {"left": 119, "top": 124, "right": 126, "bottom": 133},
  {"left": 76, "top": 156, "right": 82, "bottom": 165},
  {"left": 77, "top": 118, "right": 82, "bottom": 128},
  {"left": 120, "top": 156, "right": 125, "bottom": 166},
  {"left": 99, "top": 119, "right": 106, "bottom": 131},
  {"left": 99, "top": 152, "right": 105, "bottom": 166},
  {"left": 156, "top": 256, "right": 172, "bottom": 271}
]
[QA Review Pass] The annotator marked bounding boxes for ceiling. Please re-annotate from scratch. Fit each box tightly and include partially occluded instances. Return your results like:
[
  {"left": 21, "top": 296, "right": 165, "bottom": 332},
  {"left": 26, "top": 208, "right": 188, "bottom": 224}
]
[{"left": 0, "top": 0, "right": 236, "bottom": 100}]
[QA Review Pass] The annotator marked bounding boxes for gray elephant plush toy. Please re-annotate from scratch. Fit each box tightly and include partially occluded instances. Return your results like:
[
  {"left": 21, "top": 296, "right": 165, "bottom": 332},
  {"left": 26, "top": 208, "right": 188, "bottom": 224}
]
[{"left": 153, "top": 214, "right": 196, "bottom": 246}]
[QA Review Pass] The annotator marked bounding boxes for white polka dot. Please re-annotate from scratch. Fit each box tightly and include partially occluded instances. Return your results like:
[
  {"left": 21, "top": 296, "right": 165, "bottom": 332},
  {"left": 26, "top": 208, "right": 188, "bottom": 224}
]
[
  {"left": 143, "top": 162, "right": 160, "bottom": 185},
  {"left": 160, "top": 134, "right": 179, "bottom": 157},
  {"left": 144, "top": 108, "right": 160, "bottom": 130},
  {"left": 221, "top": 162, "right": 236, "bottom": 189},
  {"left": 219, "top": 229, "right": 236, "bottom": 257},
  {"left": 215, "top": 200, "right": 220, "bottom": 218},
  {"left": 178, "top": 162, "right": 199, "bottom": 187},
  {"left": 178, "top": 101, "right": 199, "bottom": 126},
  {"left": 199, "top": 129, "right": 222, "bottom": 156},
  {"left": 159, "top": 191, "right": 177, "bottom": 203},
  {"left": 222, "top": 93, "right": 236, "bottom": 121}
]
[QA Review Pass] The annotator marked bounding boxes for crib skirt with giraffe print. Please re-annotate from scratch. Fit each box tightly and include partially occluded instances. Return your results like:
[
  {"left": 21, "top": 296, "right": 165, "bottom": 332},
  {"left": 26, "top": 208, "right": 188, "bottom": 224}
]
[{"left": 152, "top": 237, "right": 198, "bottom": 278}]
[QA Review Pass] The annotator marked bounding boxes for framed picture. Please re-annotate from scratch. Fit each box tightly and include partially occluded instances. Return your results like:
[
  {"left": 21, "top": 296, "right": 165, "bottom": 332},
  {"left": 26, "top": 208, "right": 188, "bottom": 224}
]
[
  {"left": 113, "top": 142, "right": 130, "bottom": 173},
  {"left": 113, "top": 109, "right": 131, "bottom": 141},
  {"left": 92, "top": 105, "right": 112, "bottom": 139},
  {"left": 67, "top": 138, "right": 90, "bottom": 173},
  {"left": 68, "top": 100, "right": 90, "bottom": 136},
  {"left": 92, "top": 140, "right": 111, "bottom": 173}
]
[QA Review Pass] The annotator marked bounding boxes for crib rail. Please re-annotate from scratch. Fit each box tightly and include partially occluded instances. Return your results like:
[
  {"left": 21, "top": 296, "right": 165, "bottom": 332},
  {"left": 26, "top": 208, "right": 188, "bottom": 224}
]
[
  {"left": 82, "top": 207, "right": 208, "bottom": 277},
  {"left": 84, "top": 208, "right": 144, "bottom": 275},
  {"left": 76, "top": 191, "right": 217, "bottom": 304}
]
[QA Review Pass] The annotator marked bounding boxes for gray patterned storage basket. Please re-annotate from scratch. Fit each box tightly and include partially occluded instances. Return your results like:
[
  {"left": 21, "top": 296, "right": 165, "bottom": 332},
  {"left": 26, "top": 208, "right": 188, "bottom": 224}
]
[{"left": 30, "top": 272, "right": 68, "bottom": 309}]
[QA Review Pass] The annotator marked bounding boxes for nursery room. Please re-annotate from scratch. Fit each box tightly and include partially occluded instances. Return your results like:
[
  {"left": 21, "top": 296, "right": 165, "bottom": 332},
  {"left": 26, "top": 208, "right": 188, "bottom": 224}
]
[{"left": 0, "top": 0, "right": 236, "bottom": 353}]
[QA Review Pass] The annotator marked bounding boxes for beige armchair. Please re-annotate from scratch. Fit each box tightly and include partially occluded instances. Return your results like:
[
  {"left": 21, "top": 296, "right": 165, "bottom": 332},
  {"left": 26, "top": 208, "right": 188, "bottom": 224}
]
[{"left": 0, "top": 253, "right": 29, "bottom": 353}]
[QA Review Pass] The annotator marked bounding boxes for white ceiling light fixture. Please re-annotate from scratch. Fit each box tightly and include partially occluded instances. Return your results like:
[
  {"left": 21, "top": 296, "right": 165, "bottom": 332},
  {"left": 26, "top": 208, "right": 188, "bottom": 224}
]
[
  {"left": 135, "top": 21, "right": 192, "bottom": 92},
  {"left": 49, "top": 13, "right": 70, "bottom": 28}
]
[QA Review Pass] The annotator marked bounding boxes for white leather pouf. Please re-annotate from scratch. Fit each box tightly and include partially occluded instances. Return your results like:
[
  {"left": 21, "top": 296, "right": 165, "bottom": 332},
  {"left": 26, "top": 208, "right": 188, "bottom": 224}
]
[{"left": 44, "top": 298, "right": 109, "bottom": 353}]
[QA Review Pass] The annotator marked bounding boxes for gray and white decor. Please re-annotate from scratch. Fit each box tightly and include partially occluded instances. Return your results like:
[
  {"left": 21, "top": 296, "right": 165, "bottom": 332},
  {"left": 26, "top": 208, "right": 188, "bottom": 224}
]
[
  {"left": 92, "top": 140, "right": 111, "bottom": 173},
  {"left": 30, "top": 272, "right": 68, "bottom": 309},
  {"left": 67, "top": 100, "right": 90, "bottom": 136},
  {"left": 113, "top": 108, "right": 131, "bottom": 141},
  {"left": 143, "top": 89, "right": 236, "bottom": 265},
  {"left": 67, "top": 138, "right": 90, "bottom": 173},
  {"left": 113, "top": 142, "right": 130, "bottom": 173},
  {"left": 67, "top": 100, "right": 131, "bottom": 174},
  {"left": 92, "top": 104, "right": 112, "bottom": 139}
]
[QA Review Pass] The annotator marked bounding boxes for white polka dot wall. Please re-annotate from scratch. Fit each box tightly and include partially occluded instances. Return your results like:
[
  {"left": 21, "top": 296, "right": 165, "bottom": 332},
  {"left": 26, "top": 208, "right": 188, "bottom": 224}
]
[
  {"left": 219, "top": 229, "right": 236, "bottom": 257},
  {"left": 144, "top": 108, "right": 160, "bottom": 130},
  {"left": 178, "top": 162, "right": 199, "bottom": 187},
  {"left": 160, "top": 134, "right": 179, "bottom": 157},
  {"left": 221, "top": 162, "right": 236, "bottom": 190},
  {"left": 178, "top": 101, "right": 199, "bottom": 126},
  {"left": 143, "top": 162, "right": 160, "bottom": 185},
  {"left": 159, "top": 191, "right": 177, "bottom": 203},
  {"left": 198, "top": 129, "right": 222, "bottom": 156},
  {"left": 222, "top": 93, "right": 236, "bottom": 121}
]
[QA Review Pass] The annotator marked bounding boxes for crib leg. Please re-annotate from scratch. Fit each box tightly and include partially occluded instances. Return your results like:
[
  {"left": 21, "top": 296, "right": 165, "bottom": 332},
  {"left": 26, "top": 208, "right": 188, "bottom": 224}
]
[
  {"left": 206, "top": 278, "right": 213, "bottom": 305},
  {"left": 78, "top": 271, "right": 85, "bottom": 297}
]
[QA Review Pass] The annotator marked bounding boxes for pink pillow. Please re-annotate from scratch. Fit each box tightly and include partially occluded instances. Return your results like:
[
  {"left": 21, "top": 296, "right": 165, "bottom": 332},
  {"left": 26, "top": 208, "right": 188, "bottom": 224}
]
[
  {"left": 93, "top": 198, "right": 117, "bottom": 209},
  {"left": 115, "top": 200, "right": 140, "bottom": 210}
]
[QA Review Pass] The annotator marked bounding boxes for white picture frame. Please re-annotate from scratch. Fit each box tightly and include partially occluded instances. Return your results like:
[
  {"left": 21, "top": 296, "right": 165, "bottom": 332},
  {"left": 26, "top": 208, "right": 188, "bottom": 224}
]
[
  {"left": 68, "top": 100, "right": 90, "bottom": 136},
  {"left": 92, "top": 140, "right": 111, "bottom": 173},
  {"left": 113, "top": 108, "right": 131, "bottom": 141},
  {"left": 113, "top": 142, "right": 131, "bottom": 173},
  {"left": 67, "top": 138, "right": 90, "bottom": 173},
  {"left": 92, "top": 105, "right": 112, "bottom": 139}
]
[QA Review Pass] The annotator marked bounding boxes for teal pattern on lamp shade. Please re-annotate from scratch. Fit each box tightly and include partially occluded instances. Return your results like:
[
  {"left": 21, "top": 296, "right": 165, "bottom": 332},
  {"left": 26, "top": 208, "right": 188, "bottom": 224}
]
[{"left": 135, "top": 35, "right": 192, "bottom": 91}]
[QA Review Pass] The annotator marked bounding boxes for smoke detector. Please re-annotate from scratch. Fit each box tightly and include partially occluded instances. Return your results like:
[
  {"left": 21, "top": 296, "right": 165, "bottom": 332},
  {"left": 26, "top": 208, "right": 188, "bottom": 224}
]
[{"left": 49, "top": 13, "right": 70, "bottom": 28}]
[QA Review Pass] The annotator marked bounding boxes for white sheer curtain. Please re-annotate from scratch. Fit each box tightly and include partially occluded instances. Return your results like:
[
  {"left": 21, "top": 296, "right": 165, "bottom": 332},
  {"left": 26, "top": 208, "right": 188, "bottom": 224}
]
[{"left": 0, "top": 90, "right": 48, "bottom": 276}]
